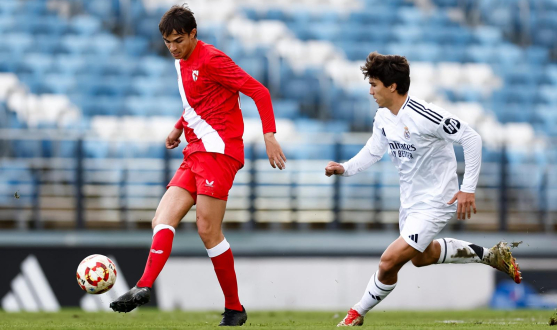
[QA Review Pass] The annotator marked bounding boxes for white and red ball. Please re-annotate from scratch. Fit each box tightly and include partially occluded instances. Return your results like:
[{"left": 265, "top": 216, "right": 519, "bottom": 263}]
[{"left": 76, "top": 254, "right": 117, "bottom": 294}]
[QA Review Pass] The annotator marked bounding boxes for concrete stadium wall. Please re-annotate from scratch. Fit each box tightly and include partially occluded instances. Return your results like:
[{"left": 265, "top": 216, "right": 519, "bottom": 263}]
[{"left": 157, "top": 257, "right": 494, "bottom": 311}]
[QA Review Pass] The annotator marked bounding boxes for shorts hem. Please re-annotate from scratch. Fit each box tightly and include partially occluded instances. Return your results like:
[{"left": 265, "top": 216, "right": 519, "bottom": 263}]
[
  {"left": 167, "top": 184, "right": 197, "bottom": 204},
  {"left": 401, "top": 235, "right": 426, "bottom": 253},
  {"left": 197, "top": 192, "right": 229, "bottom": 201}
]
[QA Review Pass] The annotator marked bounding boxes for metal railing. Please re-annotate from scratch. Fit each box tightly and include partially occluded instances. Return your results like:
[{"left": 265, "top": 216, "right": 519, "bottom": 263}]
[{"left": 0, "top": 129, "right": 554, "bottom": 231}]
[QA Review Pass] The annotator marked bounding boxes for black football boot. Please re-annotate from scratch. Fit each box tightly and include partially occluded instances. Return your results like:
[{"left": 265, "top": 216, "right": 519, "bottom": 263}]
[
  {"left": 219, "top": 306, "right": 248, "bottom": 326},
  {"left": 109, "top": 286, "right": 151, "bottom": 313}
]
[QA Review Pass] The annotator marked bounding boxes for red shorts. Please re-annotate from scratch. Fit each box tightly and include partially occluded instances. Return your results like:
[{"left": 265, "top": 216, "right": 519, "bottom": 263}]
[{"left": 167, "top": 152, "right": 242, "bottom": 203}]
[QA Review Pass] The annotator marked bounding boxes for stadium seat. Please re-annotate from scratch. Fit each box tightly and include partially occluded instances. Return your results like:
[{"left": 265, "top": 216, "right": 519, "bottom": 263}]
[
  {"left": 123, "top": 36, "right": 150, "bottom": 57},
  {"left": 69, "top": 15, "right": 102, "bottom": 35},
  {"left": 90, "top": 34, "right": 121, "bottom": 57}
]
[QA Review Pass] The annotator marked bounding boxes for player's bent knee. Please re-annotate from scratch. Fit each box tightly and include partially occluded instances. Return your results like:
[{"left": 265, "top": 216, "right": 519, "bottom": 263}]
[
  {"left": 151, "top": 216, "right": 165, "bottom": 230},
  {"left": 196, "top": 217, "right": 218, "bottom": 240},
  {"left": 151, "top": 214, "right": 177, "bottom": 230},
  {"left": 379, "top": 255, "right": 396, "bottom": 273},
  {"left": 411, "top": 257, "right": 426, "bottom": 267}
]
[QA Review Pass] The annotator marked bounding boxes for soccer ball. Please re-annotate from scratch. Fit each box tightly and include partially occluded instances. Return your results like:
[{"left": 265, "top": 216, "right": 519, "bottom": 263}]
[{"left": 76, "top": 254, "right": 117, "bottom": 294}]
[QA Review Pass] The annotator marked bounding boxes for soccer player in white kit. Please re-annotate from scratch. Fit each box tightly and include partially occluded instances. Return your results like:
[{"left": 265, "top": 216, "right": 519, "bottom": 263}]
[{"left": 325, "top": 52, "right": 522, "bottom": 327}]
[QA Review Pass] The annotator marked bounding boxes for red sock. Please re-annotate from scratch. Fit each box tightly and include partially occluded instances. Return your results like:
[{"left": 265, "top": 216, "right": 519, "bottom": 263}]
[
  {"left": 210, "top": 243, "right": 242, "bottom": 311},
  {"left": 137, "top": 225, "right": 175, "bottom": 288}
]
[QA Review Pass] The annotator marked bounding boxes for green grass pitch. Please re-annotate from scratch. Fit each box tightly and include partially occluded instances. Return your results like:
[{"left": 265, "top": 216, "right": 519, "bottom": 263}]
[{"left": 0, "top": 309, "right": 554, "bottom": 329}]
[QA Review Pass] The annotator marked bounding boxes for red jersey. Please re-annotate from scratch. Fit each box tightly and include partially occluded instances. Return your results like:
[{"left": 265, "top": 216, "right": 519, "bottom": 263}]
[{"left": 174, "top": 40, "right": 276, "bottom": 166}]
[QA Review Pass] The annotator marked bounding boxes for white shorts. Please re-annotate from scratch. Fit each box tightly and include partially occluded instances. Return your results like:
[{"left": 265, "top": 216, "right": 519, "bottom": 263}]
[{"left": 399, "top": 205, "right": 455, "bottom": 253}]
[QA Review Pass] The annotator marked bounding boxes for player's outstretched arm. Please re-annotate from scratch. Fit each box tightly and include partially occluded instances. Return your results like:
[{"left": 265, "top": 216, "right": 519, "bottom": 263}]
[
  {"left": 264, "top": 132, "right": 286, "bottom": 170},
  {"left": 444, "top": 124, "right": 482, "bottom": 220},
  {"left": 448, "top": 191, "right": 476, "bottom": 220},
  {"left": 325, "top": 162, "right": 345, "bottom": 177},
  {"left": 165, "top": 127, "right": 183, "bottom": 149}
]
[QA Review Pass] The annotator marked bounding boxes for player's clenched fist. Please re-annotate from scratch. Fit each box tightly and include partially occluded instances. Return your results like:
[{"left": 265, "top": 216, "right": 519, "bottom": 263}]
[
  {"left": 325, "top": 161, "right": 345, "bottom": 177},
  {"left": 165, "top": 127, "right": 182, "bottom": 149}
]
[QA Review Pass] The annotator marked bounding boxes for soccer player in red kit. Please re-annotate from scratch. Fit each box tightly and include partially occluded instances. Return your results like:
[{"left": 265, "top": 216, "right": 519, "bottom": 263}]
[{"left": 110, "top": 5, "right": 286, "bottom": 326}]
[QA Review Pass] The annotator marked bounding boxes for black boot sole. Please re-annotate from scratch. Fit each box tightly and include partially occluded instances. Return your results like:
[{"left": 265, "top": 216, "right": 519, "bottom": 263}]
[{"left": 110, "top": 294, "right": 150, "bottom": 313}]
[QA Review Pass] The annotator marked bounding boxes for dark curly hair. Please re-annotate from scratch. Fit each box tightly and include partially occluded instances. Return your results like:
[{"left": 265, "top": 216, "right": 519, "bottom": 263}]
[
  {"left": 159, "top": 4, "right": 197, "bottom": 38},
  {"left": 361, "top": 52, "right": 410, "bottom": 95}
]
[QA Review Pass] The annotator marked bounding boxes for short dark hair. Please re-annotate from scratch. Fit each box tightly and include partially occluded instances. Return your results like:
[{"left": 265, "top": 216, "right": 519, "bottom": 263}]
[
  {"left": 361, "top": 52, "right": 410, "bottom": 95},
  {"left": 159, "top": 4, "right": 197, "bottom": 38}
]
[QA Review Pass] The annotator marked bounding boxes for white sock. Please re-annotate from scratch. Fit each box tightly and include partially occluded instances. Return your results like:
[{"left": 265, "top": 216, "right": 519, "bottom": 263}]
[
  {"left": 353, "top": 271, "right": 396, "bottom": 315},
  {"left": 436, "top": 238, "right": 488, "bottom": 264},
  {"left": 206, "top": 238, "right": 230, "bottom": 258}
]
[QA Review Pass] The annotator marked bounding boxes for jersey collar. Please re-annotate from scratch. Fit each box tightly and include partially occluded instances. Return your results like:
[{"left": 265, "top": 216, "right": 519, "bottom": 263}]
[
  {"left": 181, "top": 40, "right": 203, "bottom": 64},
  {"left": 400, "top": 95, "right": 410, "bottom": 112},
  {"left": 387, "top": 95, "right": 411, "bottom": 122}
]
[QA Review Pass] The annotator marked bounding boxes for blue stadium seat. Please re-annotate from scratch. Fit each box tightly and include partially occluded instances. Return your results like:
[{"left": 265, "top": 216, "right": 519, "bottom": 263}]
[
  {"left": 264, "top": 9, "right": 290, "bottom": 22},
  {"left": 546, "top": 65, "right": 557, "bottom": 85},
  {"left": 525, "top": 46, "right": 549, "bottom": 65},
  {"left": 53, "top": 55, "right": 86, "bottom": 75},
  {"left": 131, "top": 78, "right": 167, "bottom": 97},
  {"left": 0, "top": 1, "right": 19, "bottom": 16},
  {"left": 391, "top": 26, "right": 423, "bottom": 44},
  {"left": 79, "top": 96, "right": 125, "bottom": 116},
  {"left": 124, "top": 96, "right": 159, "bottom": 116},
  {"left": 308, "top": 24, "right": 340, "bottom": 42},
  {"left": 240, "top": 98, "right": 258, "bottom": 118},
  {"left": 445, "top": 27, "right": 473, "bottom": 45},
  {"left": 0, "top": 33, "right": 34, "bottom": 56},
  {"left": 274, "top": 100, "right": 300, "bottom": 119},
  {"left": 0, "top": 16, "right": 14, "bottom": 33},
  {"left": 466, "top": 45, "right": 495, "bottom": 63},
  {"left": 70, "top": 15, "right": 102, "bottom": 35},
  {"left": 495, "top": 44, "right": 524, "bottom": 66},
  {"left": 11, "top": 140, "right": 42, "bottom": 158},
  {"left": 0, "top": 50, "right": 18, "bottom": 71},
  {"left": 473, "top": 26, "right": 503, "bottom": 45},
  {"left": 123, "top": 36, "right": 150, "bottom": 57},
  {"left": 35, "top": 35, "right": 62, "bottom": 54},
  {"left": 20, "top": 53, "right": 54, "bottom": 76},
  {"left": 154, "top": 96, "right": 183, "bottom": 116},
  {"left": 235, "top": 56, "right": 265, "bottom": 82},
  {"left": 84, "top": 140, "right": 110, "bottom": 158},
  {"left": 135, "top": 18, "right": 161, "bottom": 40},
  {"left": 340, "top": 41, "right": 386, "bottom": 61},
  {"left": 36, "top": 16, "right": 68, "bottom": 36},
  {"left": 412, "top": 43, "right": 441, "bottom": 62},
  {"left": 91, "top": 33, "right": 121, "bottom": 57},
  {"left": 292, "top": 143, "right": 335, "bottom": 160},
  {"left": 43, "top": 74, "right": 77, "bottom": 94},
  {"left": 103, "top": 56, "right": 139, "bottom": 76},
  {"left": 386, "top": 43, "right": 415, "bottom": 59},
  {"left": 397, "top": 8, "right": 424, "bottom": 25},
  {"left": 21, "top": 0, "right": 48, "bottom": 15},
  {"left": 83, "top": 1, "right": 117, "bottom": 23},
  {"left": 138, "top": 56, "right": 173, "bottom": 77},
  {"left": 60, "top": 35, "right": 94, "bottom": 55},
  {"left": 538, "top": 86, "right": 557, "bottom": 105}
]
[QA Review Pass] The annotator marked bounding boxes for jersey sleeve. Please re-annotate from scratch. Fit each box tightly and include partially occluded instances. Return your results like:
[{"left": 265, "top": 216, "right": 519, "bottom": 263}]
[
  {"left": 175, "top": 113, "right": 184, "bottom": 130},
  {"left": 238, "top": 76, "right": 276, "bottom": 134},
  {"left": 206, "top": 52, "right": 251, "bottom": 93},
  {"left": 340, "top": 114, "right": 389, "bottom": 176},
  {"left": 458, "top": 126, "right": 482, "bottom": 193},
  {"left": 426, "top": 103, "right": 482, "bottom": 193},
  {"left": 427, "top": 103, "right": 467, "bottom": 143}
]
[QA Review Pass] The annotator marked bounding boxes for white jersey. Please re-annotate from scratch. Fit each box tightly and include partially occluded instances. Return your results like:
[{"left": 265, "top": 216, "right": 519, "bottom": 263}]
[{"left": 341, "top": 95, "right": 482, "bottom": 210}]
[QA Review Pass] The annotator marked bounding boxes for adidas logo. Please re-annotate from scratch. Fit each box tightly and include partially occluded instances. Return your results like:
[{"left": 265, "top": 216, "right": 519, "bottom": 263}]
[
  {"left": 368, "top": 292, "right": 381, "bottom": 301},
  {"left": 1, "top": 255, "right": 60, "bottom": 312},
  {"left": 409, "top": 234, "right": 419, "bottom": 244},
  {"left": 80, "top": 256, "right": 130, "bottom": 312}
]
